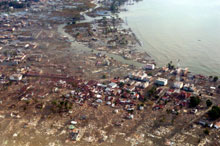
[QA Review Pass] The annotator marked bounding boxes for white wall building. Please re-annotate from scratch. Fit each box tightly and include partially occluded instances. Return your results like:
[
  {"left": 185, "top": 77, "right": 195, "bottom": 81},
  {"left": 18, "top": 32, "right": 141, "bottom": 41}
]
[
  {"left": 108, "top": 82, "right": 117, "bottom": 88},
  {"left": 173, "top": 81, "right": 184, "bottom": 89},
  {"left": 9, "top": 74, "right": 23, "bottom": 81},
  {"left": 144, "top": 64, "right": 155, "bottom": 70},
  {"left": 155, "top": 78, "right": 168, "bottom": 86}
]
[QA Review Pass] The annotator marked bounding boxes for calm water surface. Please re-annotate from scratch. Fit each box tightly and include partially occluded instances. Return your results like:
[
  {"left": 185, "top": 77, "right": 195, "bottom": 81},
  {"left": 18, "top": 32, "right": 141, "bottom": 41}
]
[{"left": 120, "top": 0, "right": 220, "bottom": 76}]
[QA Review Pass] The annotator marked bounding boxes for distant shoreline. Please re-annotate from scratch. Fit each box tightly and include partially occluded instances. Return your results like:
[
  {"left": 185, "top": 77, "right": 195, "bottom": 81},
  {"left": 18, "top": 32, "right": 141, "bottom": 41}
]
[
  {"left": 63, "top": 0, "right": 155, "bottom": 68},
  {"left": 117, "top": 0, "right": 220, "bottom": 77}
]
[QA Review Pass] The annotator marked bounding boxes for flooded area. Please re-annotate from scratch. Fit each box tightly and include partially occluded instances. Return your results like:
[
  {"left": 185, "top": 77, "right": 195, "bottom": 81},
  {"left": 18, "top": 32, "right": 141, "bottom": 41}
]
[
  {"left": 57, "top": 24, "right": 144, "bottom": 67},
  {"left": 1, "top": 0, "right": 220, "bottom": 146}
]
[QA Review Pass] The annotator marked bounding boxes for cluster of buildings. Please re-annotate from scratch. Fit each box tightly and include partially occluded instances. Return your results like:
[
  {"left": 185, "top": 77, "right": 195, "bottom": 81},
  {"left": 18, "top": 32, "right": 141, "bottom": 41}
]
[
  {"left": 0, "top": 0, "right": 219, "bottom": 144},
  {"left": 58, "top": 77, "right": 147, "bottom": 119},
  {"left": 129, "top": 70, "right": 151, "bottom": 81},
  {"left": 154, "top": 88, "right": 192, "bottom": 111},
  {"left": 50, "top": 63, "right": 217, "bottom": 124}
]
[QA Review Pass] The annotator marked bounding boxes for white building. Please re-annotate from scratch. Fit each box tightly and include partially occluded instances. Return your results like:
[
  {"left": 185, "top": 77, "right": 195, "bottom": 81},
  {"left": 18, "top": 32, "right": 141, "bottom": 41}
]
[
  {"left": 144, "top": 64, "right": 155, "bottom": 70},
  {"left": 173, "top": 81, "right": 183, "bottom": 89},
  {"left": 155, "top": 78, "right": 168, "bottom": 86},
  {"left": 140, "top": 82, "right": 149, "bottom": 88},
  {"left": 108, "top": 82, "right": 117, "bottom": 88},
  {"left": 9, "top": 74, "right": 23, "bottom": 81},
  {"left": 129, "top": 71, "right": 150, "bottom": 82}
]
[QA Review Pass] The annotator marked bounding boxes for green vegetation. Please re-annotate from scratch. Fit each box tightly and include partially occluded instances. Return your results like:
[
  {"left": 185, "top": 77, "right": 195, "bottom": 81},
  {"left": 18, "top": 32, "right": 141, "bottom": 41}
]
[
  {"left": 119, "top": 82, "right": 125, "bottom": 88},
  {"left": 206, "top": 100, "right": 212, "bottom": 107},
  {"left": 208, "top": 106, "right": 220, "bottom": 120},
  {"left": 52, "top": 100, "right": 58, "bottom": 106},
  {"left": 102, "top": 74, "right": 106, "bottom": 79},
  {"left": 213, "top": 76, "right": 219, "bottom": 82},
  {"left": 51, "top": 100, "right": 73, "bottom": 112},
  {"left": 110, "top": 0, "right": 127, "bottom": 12},
  {"left": 167, "top": 61, "right": 175, "bottom": 70},
  {"left": 148, "top": 72, "right": 153, "bottom": 76},
  {"left": 148, "top": 86, "right": 157, "bottom": 97},
  {"left": 189, "top": 96, "right": 200, "bottom": 108},
  {"left": 75, "top": 32, "right": 80, "bottom": 37},
  {"left": 143, "top": 86, "right": 157, "bottom": 101}
]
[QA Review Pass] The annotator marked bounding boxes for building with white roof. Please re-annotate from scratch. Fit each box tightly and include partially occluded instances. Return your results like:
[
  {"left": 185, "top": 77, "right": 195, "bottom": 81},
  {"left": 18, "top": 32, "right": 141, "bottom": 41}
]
[
  {"left": 9, "top": 74, "right": 23, "bottom": 81},
  {"left": 108, "top": 82, "right": 117, "bottom": 88},
  {"left": 155, "top": 78, "right": 168, "bottom": 86},
  {"left": 173, "top": 81, "right": 184, "bottom": 89},
  {"left": 144, "top": 64, "right": 155, "bottom": 70}
]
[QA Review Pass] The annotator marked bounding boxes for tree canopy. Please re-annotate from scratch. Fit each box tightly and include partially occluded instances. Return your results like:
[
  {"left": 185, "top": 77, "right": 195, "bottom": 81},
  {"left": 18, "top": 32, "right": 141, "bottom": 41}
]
[
  {"left": 189, "top": 96, "right": 200, "bottom": 108},
  {"left": 206, "top": 100, "right": 212, "bottom": 107},
  {"left": 208, "top": 106, "right": 220, "bottom": 120},
  {"left": 167, "top": 61, "right": 175, "bottom": 70},
  {"left": 213, "top": 76, "right": 219, "bottom": 82}
]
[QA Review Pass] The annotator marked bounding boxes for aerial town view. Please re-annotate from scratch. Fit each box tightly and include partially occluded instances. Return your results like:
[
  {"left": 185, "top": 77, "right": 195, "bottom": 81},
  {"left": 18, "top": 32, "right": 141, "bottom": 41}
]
[{"left": 0, "top": 0, "right": 220, "bottom": 146}]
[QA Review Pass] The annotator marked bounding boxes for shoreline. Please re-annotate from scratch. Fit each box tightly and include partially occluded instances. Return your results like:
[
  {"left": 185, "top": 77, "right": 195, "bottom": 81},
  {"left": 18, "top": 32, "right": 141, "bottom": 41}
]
[
  {"left": 117, "top": 0, "right": 220, "bottom": 77},
  {"left": 58, "top": 24, "right": 144, "bottom": 68},
  {"left": 62, "top": 0, "right": 155, "bottom": 68},
  {"left": 0, "top": 0, "right": 220, "bottom": 146},
  {"left": 61, "top": 0, "right": 215, "bottom": 78}
]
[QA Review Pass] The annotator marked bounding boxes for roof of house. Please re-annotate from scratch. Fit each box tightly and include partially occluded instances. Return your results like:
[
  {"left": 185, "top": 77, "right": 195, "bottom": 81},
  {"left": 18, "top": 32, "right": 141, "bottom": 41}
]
[{"left": 215, "top": 122, "right": 220, "bottom": 127}]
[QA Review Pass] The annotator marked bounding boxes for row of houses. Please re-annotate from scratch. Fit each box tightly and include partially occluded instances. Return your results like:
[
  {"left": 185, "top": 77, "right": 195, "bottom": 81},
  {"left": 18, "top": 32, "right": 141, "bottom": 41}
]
[
  {"left": 198, "top": 120, "right": 220, "bottom": 129},
  {"left": 128, "top": 70, "right": 152, "bottom": 83}
]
